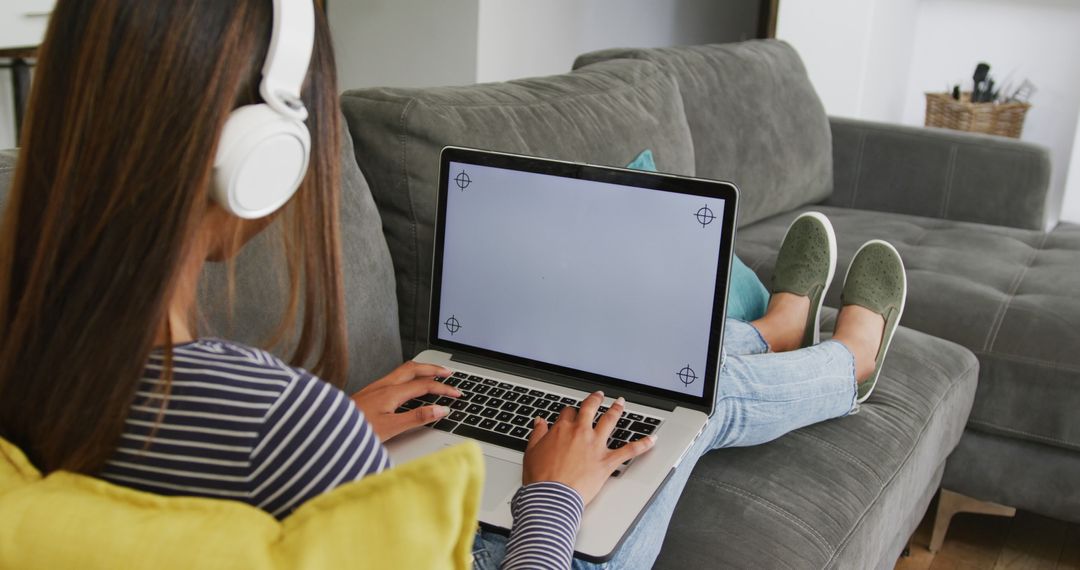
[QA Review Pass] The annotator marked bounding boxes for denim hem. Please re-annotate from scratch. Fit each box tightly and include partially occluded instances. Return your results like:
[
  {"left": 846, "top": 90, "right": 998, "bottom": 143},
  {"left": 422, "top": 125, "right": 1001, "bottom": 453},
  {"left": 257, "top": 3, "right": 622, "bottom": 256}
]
[
  {"left": 744, "top": 321, "right": 771, "bottom": 354},
  {"left": 824, "top": 339, "right": 860, "bottom": 415}
]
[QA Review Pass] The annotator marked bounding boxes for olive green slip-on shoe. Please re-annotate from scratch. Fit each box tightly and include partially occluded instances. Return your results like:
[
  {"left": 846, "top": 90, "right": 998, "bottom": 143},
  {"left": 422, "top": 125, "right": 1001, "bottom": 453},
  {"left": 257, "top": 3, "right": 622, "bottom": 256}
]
[
  {"left": 841, "top": 240, "right": 908, "bottom": 404},
  {"left": 771, "top": 212, "right": 837, "bottom": 347}
]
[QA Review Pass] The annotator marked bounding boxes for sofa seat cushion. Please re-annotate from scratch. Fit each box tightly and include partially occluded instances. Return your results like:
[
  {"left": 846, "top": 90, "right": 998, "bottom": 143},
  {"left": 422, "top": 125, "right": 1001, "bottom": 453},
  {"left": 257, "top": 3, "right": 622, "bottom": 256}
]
[
  {"left": 737, "top": 205, "right": 1080, "bottom": 453},
  {"left": 340, "top": 60, "right": 696, "bottom": 357},
  {"left": 656, "top": 324, "right": 978, "bottom": 568},
  {"left": 574, "top": 40, "right": 832, "bottom": 228}
]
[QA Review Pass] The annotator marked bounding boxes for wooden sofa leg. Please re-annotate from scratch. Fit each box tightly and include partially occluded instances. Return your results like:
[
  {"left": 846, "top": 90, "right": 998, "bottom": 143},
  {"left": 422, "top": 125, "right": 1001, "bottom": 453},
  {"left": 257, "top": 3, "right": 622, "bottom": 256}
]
[{"left": 928, "top": 488, "right": 1016, "bottom": 553}]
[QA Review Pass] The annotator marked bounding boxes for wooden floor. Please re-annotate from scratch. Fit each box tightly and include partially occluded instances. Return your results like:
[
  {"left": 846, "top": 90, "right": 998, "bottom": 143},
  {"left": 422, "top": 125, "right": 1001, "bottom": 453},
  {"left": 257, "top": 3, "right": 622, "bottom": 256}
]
[{"left": 896, "top": 499, "right": 1080, "bottom": 570}]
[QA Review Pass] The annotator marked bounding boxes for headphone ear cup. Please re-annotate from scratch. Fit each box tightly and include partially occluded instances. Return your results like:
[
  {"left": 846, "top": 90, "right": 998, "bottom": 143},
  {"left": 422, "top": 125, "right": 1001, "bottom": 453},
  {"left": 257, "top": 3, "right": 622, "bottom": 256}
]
[{"left": 212, "top": 104, "right": 311, "bottom": 219}]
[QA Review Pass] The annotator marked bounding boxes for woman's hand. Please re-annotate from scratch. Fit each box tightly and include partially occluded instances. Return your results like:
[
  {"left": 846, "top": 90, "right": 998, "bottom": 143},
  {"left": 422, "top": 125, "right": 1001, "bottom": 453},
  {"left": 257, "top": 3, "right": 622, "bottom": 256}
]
[
  {"left": 351, "top": 361, "right": 461, "bottom": 442},
  {"left": 522, "top": 391, "right": 656, "bottom": 506}
]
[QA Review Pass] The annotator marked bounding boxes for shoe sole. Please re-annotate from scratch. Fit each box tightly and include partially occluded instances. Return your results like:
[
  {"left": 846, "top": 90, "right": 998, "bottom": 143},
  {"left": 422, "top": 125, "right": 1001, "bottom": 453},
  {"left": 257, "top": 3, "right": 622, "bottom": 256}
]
[
  {"left": 782, "top": 211, "right": 837, "bottom": 347},
  {"left": 844, "top": 239, "right": 907, "bottom": 404}
]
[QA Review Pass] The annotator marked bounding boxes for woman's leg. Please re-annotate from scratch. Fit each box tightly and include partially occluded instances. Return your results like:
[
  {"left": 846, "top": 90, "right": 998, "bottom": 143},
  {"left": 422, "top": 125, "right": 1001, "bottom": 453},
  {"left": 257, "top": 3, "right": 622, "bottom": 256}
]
[
  {"left": 471, "top": 530, "right": 507, "bottom": 570},
  {"left": 564, "top": 337, "right": 858, "bottom": 569},
  {"left": 749, "top": 292, "right": 812, "bottom": 353},
  {"left": 709, "top": 339, "right": 857, "bottom": 448},
  {"left": 470, "top": 318, "right": 773, "bottom": 569},
  {"left": 722, "top": 318, "right": 771, "bottom": 357},
  {"left": 570, "top": 237, "right": 902, "bottom": 568},
  {"left": 470, "top": 219, "right": 902, "bottom": 568},
  {"left": 470, "top": 336, "right": 858, "bottom": 569}
]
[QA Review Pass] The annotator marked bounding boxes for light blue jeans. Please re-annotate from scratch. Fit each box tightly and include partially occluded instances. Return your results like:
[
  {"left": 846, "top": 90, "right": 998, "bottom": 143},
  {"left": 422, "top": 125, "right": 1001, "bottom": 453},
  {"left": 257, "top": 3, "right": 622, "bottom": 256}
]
[{"left": 472, "top": 319, "right": 858, "bottom": 569}]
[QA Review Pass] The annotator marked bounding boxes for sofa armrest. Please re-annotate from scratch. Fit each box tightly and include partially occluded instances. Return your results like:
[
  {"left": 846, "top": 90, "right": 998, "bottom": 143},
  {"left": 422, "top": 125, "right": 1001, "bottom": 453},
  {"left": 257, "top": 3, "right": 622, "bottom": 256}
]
[{"left": 823, "top": 116, "right": 1052, "bottom": 230}]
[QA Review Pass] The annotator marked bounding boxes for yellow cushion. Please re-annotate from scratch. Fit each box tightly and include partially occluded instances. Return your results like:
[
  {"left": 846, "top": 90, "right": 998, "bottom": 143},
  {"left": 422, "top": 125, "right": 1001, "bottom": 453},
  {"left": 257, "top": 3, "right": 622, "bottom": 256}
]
[{"left": 0, "top": 437, "right": 483, "bottom": 569}]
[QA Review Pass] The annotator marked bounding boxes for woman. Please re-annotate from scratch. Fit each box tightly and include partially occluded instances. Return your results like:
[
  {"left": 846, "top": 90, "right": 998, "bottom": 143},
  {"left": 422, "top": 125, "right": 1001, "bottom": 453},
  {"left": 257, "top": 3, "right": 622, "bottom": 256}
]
[{"left": 0, "top": 1, "right": 906, "bottom": 569}]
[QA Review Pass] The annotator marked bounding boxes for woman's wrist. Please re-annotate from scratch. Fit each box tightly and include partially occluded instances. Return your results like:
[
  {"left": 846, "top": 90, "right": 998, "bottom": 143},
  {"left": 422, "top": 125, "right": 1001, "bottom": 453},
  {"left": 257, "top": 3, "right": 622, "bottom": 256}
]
[
  {"left": 504, "top": 481, "right": 585, "bottom": 569},
  {"left": 512, "top": 481, "right": 585, "bottom": 520}
]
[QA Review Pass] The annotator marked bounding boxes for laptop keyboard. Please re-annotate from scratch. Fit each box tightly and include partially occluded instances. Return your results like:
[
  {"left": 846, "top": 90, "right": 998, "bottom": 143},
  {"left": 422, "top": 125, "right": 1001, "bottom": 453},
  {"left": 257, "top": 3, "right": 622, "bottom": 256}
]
[{"left": 395, "top": 370, "right": 663, "bottom": 475}]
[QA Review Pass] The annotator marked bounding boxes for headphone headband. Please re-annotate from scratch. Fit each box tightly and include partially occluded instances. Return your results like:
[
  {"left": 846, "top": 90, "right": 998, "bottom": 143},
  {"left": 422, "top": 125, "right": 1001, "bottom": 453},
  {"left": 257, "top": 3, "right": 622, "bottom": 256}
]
[{"left": 260, "top": 0, "right": 314, "bottom": 121}]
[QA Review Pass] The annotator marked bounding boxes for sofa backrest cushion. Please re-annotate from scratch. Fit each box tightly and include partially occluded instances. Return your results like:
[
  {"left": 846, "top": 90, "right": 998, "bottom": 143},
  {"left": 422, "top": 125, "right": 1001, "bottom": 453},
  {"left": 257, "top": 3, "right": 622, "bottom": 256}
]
[
  {"left": 575, "top": 40, "right": 833, "bottom": 227},
  {"left": 0, "top": 437, "right": 482, "bottom": 570},
  {"left": 0, "top": 120, "right": 400, "bottom": 394},
  {"left": 341, "top": 59, "right": 695, "bottom": 357}
]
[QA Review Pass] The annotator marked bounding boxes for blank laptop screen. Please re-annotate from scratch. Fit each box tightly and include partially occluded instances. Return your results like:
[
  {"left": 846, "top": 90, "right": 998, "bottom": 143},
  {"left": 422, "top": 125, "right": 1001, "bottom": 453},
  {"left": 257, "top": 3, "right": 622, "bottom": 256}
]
[{"left": 434, "top": 159, "right": 730, "bottom": 399}]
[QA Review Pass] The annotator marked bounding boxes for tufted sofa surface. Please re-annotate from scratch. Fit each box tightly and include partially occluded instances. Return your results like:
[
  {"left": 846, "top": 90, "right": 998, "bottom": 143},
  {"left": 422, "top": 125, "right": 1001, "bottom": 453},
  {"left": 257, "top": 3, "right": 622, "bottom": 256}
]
[
  {"left": 654, "top": 319, "right": 977, "bottom": 569},
  {"left": 737, "top": 206, "right": 1080, "bottom": 458}
]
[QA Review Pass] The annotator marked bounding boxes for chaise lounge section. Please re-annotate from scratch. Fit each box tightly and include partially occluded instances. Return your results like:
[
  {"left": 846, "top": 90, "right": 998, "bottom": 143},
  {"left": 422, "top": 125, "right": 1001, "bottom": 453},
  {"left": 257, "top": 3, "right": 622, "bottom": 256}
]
[{"left": 576, "top": 40, "right": 1080, "bottom": 562}]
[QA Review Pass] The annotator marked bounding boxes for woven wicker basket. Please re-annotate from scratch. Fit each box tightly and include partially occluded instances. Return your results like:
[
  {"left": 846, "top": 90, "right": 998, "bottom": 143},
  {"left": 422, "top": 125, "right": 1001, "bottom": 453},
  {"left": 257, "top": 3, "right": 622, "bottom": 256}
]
[{"left": 924, "top": 92, "right": 1030, "bottom": 138}]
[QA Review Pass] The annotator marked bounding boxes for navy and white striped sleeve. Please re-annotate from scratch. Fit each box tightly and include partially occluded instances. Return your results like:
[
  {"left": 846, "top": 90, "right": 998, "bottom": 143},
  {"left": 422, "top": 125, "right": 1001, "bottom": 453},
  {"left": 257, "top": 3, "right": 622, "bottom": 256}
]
[
  {"left": 248, "top": 368, "right": 391, "bottom": 518},
  {"left": 501, "top": 482, "right": 585, "bottom": 570}
]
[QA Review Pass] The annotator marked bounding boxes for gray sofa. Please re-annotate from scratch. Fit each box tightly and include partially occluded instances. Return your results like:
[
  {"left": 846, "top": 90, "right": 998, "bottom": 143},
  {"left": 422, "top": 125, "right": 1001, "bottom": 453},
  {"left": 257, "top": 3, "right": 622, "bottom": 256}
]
[
  {"left": 1, "top": 39, "right": 1075, "bottom": 569},
  {"left": 336, "top": 40, "right": 981, "bottom": 568},
  {"left": 333, "top": 39, "right": 1077, "bottom": 567},
  {"left": 573, "top": 41, "right": 1080, "bottom": 530}
]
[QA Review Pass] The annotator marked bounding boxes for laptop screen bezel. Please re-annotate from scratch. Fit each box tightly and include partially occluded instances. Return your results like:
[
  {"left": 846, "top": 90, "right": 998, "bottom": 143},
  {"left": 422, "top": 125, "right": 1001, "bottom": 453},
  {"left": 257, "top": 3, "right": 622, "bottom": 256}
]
[{"left": 428, "top": 146, "right": 739, "bottom": 412}]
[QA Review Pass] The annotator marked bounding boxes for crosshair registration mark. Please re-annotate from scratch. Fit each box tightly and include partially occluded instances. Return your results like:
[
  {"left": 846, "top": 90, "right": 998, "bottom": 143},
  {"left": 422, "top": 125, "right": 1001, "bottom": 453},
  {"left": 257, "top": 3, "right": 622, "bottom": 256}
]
[
  {"left": 676, "top": 365, "right": 698, "bottom": 387},
  {"left": 454, "top": 170, "right": 471, "bottom": 191},
  {"left": 695, "top": 205, "right": 715, "bottom": 228},
  {"left": 444, "top": 315, "right": 461, "bottom": 335}
]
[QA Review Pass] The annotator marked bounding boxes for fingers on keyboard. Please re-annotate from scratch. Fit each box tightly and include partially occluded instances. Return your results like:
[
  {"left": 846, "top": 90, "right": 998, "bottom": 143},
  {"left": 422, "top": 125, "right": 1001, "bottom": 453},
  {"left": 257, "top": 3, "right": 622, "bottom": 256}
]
[{"left": 422, "top": 371, "right": 663, "bottom": 469}]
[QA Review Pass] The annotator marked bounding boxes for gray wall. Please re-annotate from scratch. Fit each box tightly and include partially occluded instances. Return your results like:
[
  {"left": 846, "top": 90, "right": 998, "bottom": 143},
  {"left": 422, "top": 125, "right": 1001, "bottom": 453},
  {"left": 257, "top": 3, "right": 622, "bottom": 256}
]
[
  {"left": 0, "top": 70, "right": 15, "bottom": 148},
  {"left": 328, "top": 0, "right": 479, "bottom": 89},
  {"left": 476, "top": 0, "right": 760, "bottom": 82},
  {"left": 328, "top": 0, "right": 759, "bottom": 89}
]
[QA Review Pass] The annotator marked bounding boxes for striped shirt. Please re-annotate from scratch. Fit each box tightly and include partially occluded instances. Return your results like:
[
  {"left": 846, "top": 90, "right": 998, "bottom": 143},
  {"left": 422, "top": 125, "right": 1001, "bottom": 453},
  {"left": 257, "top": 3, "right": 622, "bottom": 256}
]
[
  {"left": 100, "top": 339, "right": 583, "bottom": 568},
  {"left": 100, "top": 339, "right": 390, "bottom": 518}
]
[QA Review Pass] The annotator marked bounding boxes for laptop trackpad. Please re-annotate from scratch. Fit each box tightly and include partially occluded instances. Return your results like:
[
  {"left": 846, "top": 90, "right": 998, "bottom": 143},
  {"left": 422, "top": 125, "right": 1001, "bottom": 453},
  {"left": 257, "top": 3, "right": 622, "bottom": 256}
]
[{"left": 481, "top": 454, "right": 522, "bottom": 511}]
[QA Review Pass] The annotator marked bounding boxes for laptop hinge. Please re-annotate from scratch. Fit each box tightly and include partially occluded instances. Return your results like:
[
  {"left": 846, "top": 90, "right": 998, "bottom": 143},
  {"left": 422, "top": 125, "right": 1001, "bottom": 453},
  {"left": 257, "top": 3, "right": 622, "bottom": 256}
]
[{"left": 449, "top": 351, "right": 683, "bottom": 413}]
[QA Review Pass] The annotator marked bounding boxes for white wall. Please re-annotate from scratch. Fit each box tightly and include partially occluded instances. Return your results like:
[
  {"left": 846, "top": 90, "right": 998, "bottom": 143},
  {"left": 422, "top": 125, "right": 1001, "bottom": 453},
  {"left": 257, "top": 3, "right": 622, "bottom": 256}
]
[
  {"left": 328, "top": 0, "right": 479, "bottom": 89},
  {"left": 475, "top": 0, "right": 585, "bottom": 82},
  {"left": 776, "top": 0, "right": 874, "bottom": 119},
  {"left": 901, "top": 0, "right": 1080, "bottom": 224},
  {"left": 859, "top": 0, "right": 920, "bottom": 122},
  {"left": 776, "top": 0, "right": 919, "bottom": 122},
  {"left": 779, "top": 0, "right": 1080, "bottom": 225},
  {"left": 475, "top": 0, "right": 759, "bottom": 83},
  {"left": 328, "top": 0, "right": 758, "bottom": 89}
]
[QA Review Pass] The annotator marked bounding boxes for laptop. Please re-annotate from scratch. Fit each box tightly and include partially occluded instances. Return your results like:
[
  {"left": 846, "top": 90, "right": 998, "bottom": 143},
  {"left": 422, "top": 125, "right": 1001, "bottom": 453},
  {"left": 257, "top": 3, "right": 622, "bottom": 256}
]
[{"left": 384, "top": 146, "right": 739, "bottom": 562}]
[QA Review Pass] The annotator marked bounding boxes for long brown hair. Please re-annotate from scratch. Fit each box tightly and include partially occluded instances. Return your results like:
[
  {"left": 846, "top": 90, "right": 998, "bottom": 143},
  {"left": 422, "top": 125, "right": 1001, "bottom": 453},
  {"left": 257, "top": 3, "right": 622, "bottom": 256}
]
[{"left": 0, "top": 0, "right": 346, "bottom": 474}]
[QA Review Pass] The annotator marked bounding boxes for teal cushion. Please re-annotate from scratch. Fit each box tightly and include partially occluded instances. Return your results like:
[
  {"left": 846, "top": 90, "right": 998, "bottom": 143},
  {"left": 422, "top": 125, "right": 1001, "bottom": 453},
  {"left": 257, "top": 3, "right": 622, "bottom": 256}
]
[
  {"left": 627, "top": 150, "right": 769, "bottom": 322},
  {"left": 625, "top": 148, "right": 658, "bottom": 171},
  {"left": 726, "top": 254, "right": 770, "bottom": 323}
]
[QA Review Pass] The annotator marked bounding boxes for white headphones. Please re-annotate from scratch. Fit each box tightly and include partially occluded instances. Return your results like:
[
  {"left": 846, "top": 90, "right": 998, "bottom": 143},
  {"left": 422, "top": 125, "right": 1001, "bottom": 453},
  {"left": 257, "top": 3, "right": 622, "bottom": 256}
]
[{"left": 211, "top": 0, "right": 315, "bottom": 219}]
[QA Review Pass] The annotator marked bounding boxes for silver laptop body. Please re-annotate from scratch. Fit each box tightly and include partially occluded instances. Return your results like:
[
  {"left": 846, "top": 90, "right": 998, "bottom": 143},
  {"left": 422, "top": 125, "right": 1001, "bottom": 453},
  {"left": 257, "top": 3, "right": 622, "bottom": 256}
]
[{"left": 384, "top": 146, "right": 739, "bottom": 563}]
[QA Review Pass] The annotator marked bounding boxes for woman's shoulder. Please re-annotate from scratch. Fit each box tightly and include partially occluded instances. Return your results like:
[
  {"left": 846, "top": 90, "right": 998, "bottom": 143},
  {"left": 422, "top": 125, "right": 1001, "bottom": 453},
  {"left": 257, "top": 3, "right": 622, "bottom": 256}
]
[
  {"left": 167, "top": 338, "right": 296, "bottom": 369},
  {"left": 146, "top": 338, "right": 327, "bottom": 400}
]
